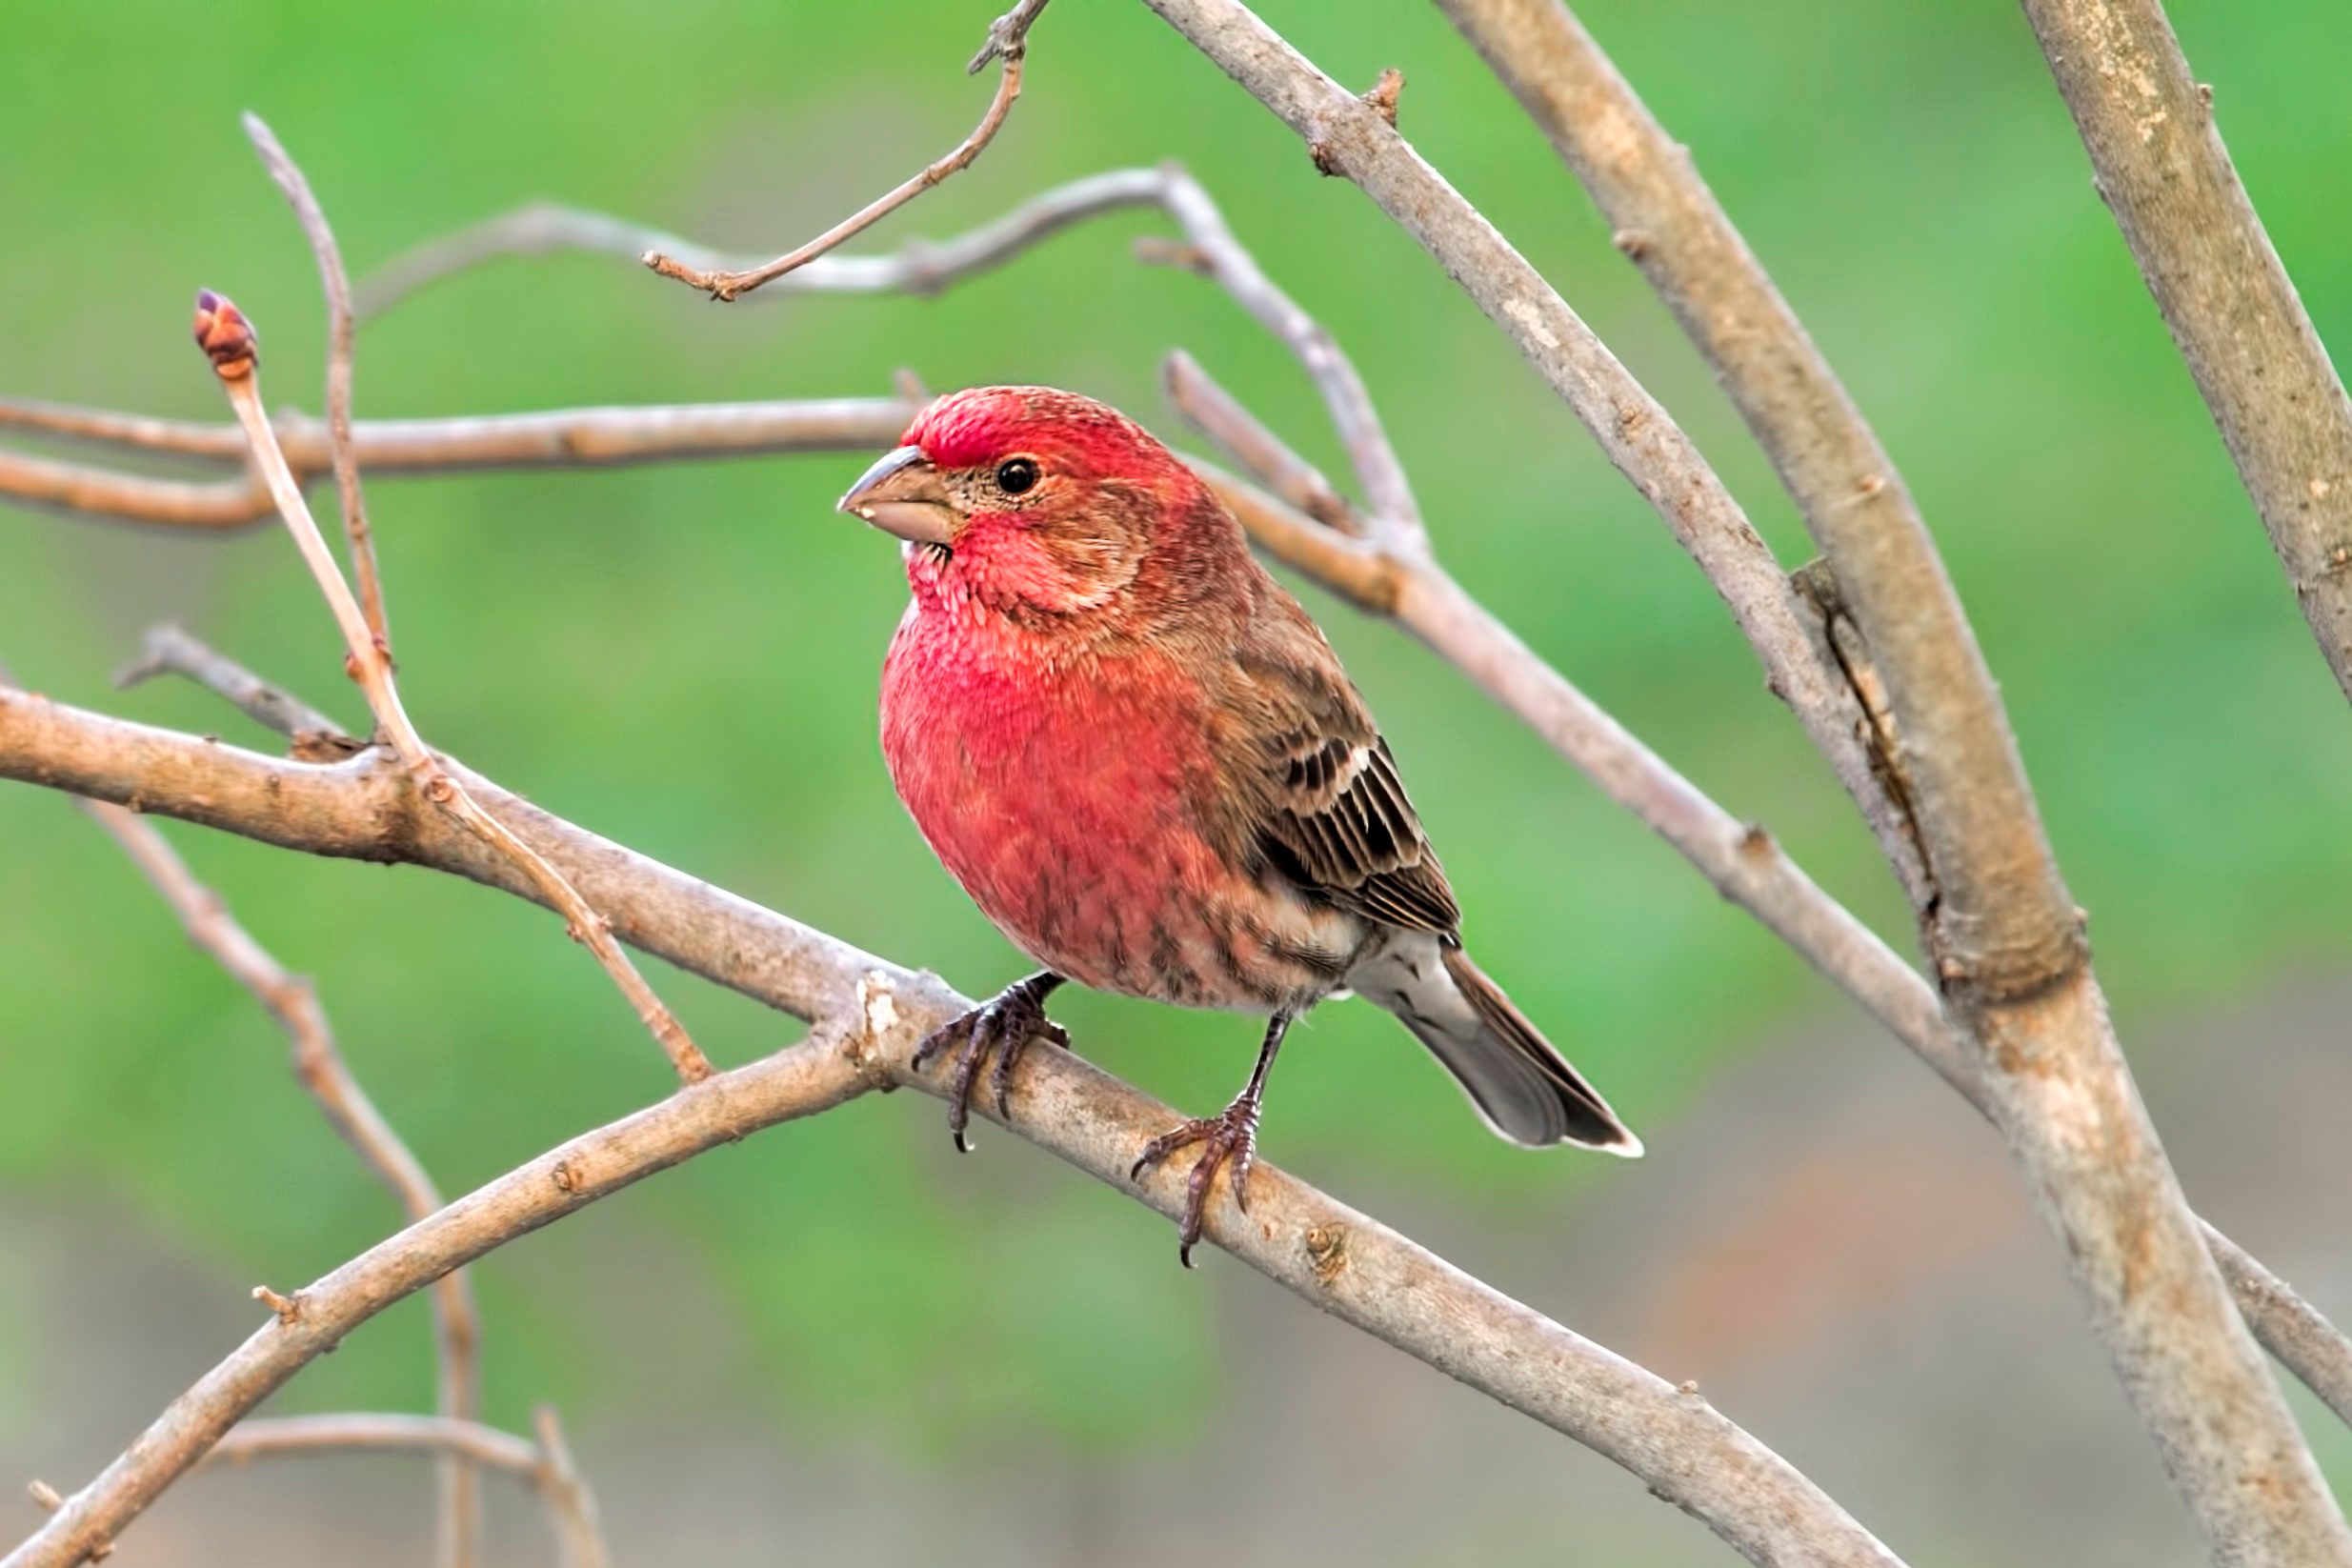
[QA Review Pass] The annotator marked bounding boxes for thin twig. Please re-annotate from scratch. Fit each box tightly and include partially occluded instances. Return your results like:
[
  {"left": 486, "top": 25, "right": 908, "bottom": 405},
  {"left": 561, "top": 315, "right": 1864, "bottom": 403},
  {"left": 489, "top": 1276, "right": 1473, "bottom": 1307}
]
[
  {"left": 643, "top": 2, "right": 1051, "bottom": 301},
  {"left": 2017, "top": 0, "right": 2352, "bottom": 707},
  {"left": 532, "top": 1408, "right": 610, "bottom": 1568},
  {"left": 115, "top": 623, "right": 351, "bottom": 751},
  {"left": 1167, "top": 351, "right": 1361, "bottom": 533},
  {"left": 191, "top": 290, "right": 713, "bottom": 1086},
  {"left": 0, "top": 396, "right": 913, "bottom": 529},
  {"left": 200, "top": 1412, "right": 610, "bottom": 1568},
  {"left": 351, "top": 164, "right": 1423, "bottom": 533},
  {"left": 242, "top": 113, "right": 391, "bottom": 654},
  {"left": 72, "top": 796, "right": 483, "bottom": 1568}
]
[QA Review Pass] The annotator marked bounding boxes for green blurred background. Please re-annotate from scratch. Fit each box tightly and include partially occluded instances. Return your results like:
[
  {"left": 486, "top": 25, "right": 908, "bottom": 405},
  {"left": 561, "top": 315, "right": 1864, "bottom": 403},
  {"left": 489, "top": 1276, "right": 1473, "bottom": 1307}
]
[{"left": 3, "top": 1, "right": 2348, "bottom": 1562}]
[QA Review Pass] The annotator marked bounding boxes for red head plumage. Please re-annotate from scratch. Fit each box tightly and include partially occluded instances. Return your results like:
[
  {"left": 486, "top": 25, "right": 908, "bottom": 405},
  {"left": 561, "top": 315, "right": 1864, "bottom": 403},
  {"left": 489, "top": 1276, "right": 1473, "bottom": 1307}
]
[{"left": 862, "top": 386, "right": 1250, "bottom": 631}]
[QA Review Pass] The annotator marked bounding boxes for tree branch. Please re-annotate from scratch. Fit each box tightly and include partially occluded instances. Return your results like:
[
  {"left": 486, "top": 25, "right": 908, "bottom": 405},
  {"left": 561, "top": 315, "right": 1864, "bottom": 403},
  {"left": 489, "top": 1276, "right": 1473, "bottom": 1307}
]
[
  {"left": 115, "top": 623, "right": 350, "bottom": 747},
  {"left": 1128, "top": 5, "right": 2350, "bottom": 1559},
  {"left": 192, "top": 290, "right": 713, "bottom": 1086},
  {"left": 0, "top": 691, "right": 1906, "bottom": 1568},
  {"left": 200, "top": 1413, "right": 608, "bottom": 1568},
  {"left": 0, "top": 396, "right": 911, "bottom": 529},
  {"left": 2017, "top": 0, "right": 2352, "bottom": 706},
  {"left": 642, "top": 1, "right": 1051, "bottom": 301}
]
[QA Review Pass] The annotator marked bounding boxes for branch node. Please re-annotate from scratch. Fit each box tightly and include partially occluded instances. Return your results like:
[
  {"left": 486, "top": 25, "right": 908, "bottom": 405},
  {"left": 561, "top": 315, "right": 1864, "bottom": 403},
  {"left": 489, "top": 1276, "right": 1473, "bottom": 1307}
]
[
  {"left": 967, "top": 0, "right": 1051, "bottom": 73},
  {"left": 1360, "top": 68, "right": 1404, "bottom": 129},
  {"left": 252, "top": 1284, "right": 303, "bottom": 1324},
  {"left": 1611, "top": 228, "right": 1656, "bottom": 262},
  {"left": 1304, "top": 1220, "right": 1349, "bottom": 1286}
]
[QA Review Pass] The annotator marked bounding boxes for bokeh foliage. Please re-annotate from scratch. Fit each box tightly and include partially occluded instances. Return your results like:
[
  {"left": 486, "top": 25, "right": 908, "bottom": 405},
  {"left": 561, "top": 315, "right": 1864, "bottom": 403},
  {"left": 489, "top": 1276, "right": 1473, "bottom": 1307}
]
[{"left": 2, "top": 0, "right": 2348, "bottom": 1454}]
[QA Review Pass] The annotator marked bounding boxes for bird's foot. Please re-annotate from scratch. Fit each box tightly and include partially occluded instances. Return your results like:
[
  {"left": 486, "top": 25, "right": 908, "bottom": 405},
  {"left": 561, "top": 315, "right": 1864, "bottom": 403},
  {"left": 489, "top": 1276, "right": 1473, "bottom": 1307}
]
[
  {"left": 911, "top": 972, "right": 1068, "bottom": 1151},
  {"left": 1129, "top": 1094, "right": 1263, "bottom": 1269}
]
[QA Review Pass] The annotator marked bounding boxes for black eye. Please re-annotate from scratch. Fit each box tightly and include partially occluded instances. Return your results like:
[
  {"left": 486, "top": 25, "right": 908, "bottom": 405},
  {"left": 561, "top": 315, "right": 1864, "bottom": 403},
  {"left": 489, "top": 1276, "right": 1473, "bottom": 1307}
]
[{"left": 995, "top": 457, "right": 1039, "bottom": 495}]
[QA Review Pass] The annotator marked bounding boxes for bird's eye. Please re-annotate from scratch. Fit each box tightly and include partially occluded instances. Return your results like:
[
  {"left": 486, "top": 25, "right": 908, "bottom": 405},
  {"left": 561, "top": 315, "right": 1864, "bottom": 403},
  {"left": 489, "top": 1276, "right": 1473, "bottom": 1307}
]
[{"left": 995, "top": 457, "right": 1040, "bottom": 495}]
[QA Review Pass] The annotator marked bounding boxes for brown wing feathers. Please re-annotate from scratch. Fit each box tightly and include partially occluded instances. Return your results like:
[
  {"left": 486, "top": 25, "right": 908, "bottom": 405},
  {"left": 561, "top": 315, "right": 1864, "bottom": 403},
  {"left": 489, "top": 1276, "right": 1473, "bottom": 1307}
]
[{"left": 1234, "top": 612, "right": 1460, "bottom": 935}]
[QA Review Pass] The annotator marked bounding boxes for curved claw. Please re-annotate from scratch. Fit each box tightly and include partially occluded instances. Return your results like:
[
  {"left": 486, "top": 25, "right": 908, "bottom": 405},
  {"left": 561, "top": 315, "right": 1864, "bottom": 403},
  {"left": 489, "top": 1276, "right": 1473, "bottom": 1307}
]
[
  {"left": 1129, "top": 1099, "right": 1262, "bottom": 1268},
  {"left": 910, "top": 975, "right": 1067, "bottom": 1151}
]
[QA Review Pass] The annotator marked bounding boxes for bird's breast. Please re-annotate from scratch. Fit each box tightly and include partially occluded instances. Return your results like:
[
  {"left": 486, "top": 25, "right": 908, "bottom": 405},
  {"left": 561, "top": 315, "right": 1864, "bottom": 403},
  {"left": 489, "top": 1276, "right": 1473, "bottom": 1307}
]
[{"left": 879, "top": 602, "right": 1354, "bottom": 1010}]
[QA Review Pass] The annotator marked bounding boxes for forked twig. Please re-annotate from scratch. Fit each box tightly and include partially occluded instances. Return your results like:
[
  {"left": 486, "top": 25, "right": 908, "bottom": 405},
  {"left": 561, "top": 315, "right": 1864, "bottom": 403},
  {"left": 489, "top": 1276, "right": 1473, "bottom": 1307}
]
[
  {"left": 643, "top": 0, "right": 1052, "bottom": 301},
  {"left": 191, "top": 290, "right": 713, "bottom": 1086}
]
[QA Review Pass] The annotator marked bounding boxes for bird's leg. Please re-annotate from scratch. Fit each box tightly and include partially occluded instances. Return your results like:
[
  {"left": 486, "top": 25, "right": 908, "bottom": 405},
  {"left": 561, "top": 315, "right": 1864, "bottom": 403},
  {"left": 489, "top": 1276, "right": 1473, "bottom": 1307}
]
[
  {"left": 912, "top": 971, "right": 1070, "bottom": 1151},
  {"left": 1129, "top": 1012, "right": 1291, "bottom": 1268}
]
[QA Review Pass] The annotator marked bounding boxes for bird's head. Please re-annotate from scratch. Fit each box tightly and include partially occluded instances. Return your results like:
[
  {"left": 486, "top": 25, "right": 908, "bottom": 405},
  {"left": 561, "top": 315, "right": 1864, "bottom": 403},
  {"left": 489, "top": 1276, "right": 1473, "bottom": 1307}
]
[{"left": 837, "top": 386, "right": 1245, "bottom": 628}]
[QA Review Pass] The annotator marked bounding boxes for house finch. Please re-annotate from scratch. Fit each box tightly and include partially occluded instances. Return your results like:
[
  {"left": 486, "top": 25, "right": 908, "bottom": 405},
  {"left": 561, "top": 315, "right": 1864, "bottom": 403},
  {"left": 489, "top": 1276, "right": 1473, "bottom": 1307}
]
[{"left": 840, "top": 386, "right": 1638, "bottom": 1263}]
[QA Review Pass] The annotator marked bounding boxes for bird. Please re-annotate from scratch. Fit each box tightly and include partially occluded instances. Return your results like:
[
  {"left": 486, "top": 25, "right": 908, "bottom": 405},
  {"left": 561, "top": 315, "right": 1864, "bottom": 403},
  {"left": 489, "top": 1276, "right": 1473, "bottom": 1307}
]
[{"left": 838, "top": 386, "right": 1639, "bottom": 1264}]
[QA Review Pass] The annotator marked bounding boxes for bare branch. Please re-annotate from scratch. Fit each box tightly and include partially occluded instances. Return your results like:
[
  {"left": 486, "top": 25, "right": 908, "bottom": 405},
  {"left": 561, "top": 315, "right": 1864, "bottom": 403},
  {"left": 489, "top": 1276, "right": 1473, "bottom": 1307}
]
[
  {"left": 532, "top": 1408, "right": 611, "bottom": 1568},
  {"left": 199, "top": 1412, "right": 608, "bottom": 1568},
  {"left": 356, "top": 201, "right": 742, "bottom": 317},
  {"left": 357, "top": 175, "right": 1160, "bottom": 317},
  {"left": 0, "top": 446, "right": 274, "bottom": 530},
  {"left": 0, "top": 396, "right": 912, "bottom": 529},
  {"left": 205, "top": 1413, "right": 538, "bottom": 1474},
  {"left": 0, "top": 794, "right": 1905, "bottom": 1568},
  {"left": 242, "top": 113, "right": 392, "bottom": 653},
  {"left": 643, "top": 3, "right": 1050, "bottom": 301},
  {"left": 73, "top": 795, "right": 483, "bottom": 1567},
  {"left": 2018, "top": 0, "right": 2352, "bottom": 706},
  {"left": 1166, "top": 351, "right": 1358, "bottom": 533},
  {"left": 0, "top": 398, "right": 249, "bottom": 457},
  {"left": 116, "top": 623, "right": 349, "bottom": 748}
]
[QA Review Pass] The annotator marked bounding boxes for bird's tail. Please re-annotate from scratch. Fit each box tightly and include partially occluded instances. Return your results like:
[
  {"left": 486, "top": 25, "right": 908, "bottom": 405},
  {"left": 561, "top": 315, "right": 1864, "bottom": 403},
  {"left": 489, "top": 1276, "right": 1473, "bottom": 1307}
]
[{"left": 1357, "top": 939, "right": 1641, "bottom": 1155}]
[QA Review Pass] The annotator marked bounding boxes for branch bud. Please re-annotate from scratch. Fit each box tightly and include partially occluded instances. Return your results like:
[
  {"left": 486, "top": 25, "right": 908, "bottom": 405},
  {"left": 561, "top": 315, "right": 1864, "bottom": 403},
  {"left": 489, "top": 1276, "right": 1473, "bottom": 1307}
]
[{"left": 192, "top": 290, "right": 258, "bottom": 380}]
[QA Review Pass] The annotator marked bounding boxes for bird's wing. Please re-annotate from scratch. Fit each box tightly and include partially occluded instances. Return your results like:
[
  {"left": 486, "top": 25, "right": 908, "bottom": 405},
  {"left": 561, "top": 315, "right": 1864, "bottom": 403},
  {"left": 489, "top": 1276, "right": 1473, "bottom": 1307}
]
[{"left": 1225, "top": 593, "right": 1462, "bottom": 936}]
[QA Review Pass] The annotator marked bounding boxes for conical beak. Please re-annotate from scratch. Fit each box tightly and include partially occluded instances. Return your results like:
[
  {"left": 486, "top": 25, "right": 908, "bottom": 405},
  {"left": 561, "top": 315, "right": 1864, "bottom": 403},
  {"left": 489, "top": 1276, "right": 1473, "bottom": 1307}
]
[{"left": 837, "top": 446, "right": 961, "bottom": 546}]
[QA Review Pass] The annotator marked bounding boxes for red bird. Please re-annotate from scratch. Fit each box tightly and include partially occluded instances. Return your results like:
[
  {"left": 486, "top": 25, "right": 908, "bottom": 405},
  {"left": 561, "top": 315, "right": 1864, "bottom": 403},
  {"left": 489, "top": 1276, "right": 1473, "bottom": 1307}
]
[{"left": 840, "top": 387, "right": 1638, "bottom": 1262}]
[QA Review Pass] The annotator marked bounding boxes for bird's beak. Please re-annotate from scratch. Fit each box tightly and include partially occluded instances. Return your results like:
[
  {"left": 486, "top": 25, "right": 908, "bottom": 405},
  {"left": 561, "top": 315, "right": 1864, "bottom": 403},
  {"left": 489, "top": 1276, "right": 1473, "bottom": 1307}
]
[{"left": 837, "top": 446, "right": 961, "bottom": 547}]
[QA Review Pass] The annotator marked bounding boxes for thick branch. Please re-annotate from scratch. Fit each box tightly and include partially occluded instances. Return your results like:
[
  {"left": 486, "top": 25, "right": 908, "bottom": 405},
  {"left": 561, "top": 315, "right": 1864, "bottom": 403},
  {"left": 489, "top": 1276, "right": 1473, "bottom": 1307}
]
[
  {"left": 0, "top": 697, "right": 1904, "bottom": 1568},
  {"left": 2019, "top": 0, "right": 2352, "bottom": 705},
  {"left": 1129, "top": 7, "right": 2350, "bottom": 1559},
  {"left": 1429, "top": 0, "right": 1940, "bottom": 884}
]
